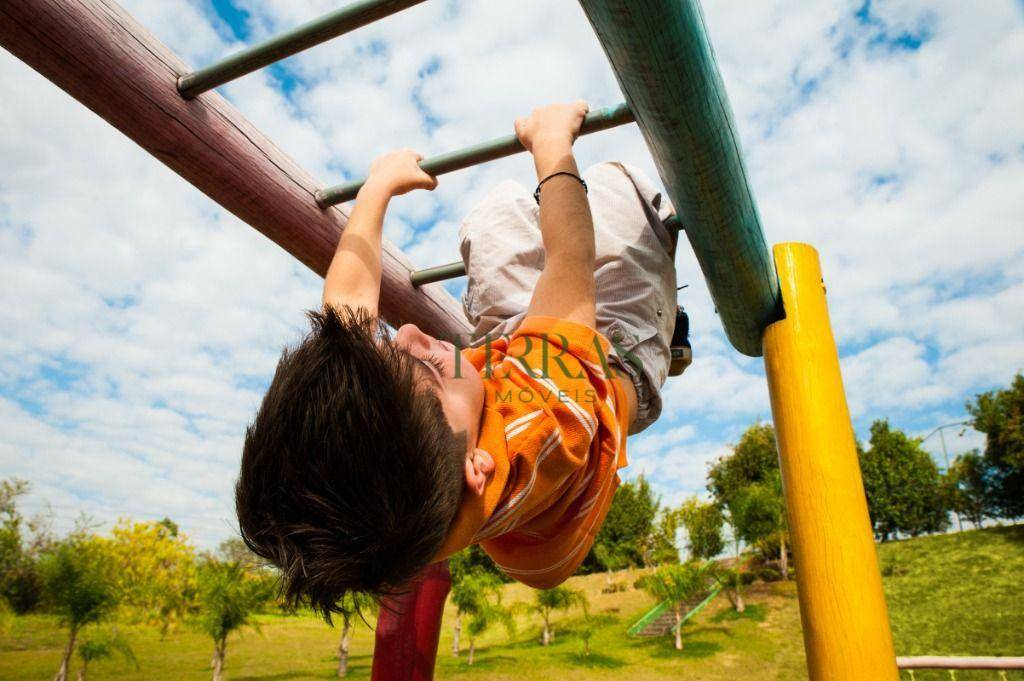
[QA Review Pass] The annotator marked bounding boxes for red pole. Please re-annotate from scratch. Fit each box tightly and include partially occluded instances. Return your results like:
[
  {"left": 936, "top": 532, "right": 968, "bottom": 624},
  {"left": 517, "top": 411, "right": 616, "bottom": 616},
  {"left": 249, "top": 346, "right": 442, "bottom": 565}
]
[{"left": 372, "top": 561, "right": 451, "bottom": 681}]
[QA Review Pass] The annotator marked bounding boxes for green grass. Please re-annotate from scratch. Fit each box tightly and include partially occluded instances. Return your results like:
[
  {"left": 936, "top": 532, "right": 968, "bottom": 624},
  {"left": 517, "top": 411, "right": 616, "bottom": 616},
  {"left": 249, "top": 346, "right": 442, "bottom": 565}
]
[{"left": 1, "top": 526, "right": 1021, "bottom": 680}]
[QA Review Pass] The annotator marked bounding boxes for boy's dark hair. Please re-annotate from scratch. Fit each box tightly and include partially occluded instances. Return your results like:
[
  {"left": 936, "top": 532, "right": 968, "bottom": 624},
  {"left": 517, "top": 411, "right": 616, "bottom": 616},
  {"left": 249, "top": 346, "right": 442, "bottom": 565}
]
[{"left": 236, "top": 306, "right": 466, "bottom": 621}]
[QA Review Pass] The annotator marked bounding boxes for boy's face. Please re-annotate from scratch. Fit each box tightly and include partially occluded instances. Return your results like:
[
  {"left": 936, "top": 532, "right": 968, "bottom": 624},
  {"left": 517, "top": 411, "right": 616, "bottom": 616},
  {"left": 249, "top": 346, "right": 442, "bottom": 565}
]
[{"left": 394, "top": 323, "right": 494, "bottom": 496}]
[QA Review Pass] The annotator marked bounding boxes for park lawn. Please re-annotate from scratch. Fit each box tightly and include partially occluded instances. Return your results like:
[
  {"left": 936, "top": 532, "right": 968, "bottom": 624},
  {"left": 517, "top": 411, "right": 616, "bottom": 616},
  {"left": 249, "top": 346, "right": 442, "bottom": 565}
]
[{"left": 1, "top": 525, "right": 1021, "bottom": 680}]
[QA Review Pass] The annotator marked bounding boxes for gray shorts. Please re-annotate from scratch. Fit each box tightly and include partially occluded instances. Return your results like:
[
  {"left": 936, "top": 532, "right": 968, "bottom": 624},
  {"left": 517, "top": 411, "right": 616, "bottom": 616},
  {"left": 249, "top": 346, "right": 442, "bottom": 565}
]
[{"left": 459, "top": 161, "right": 677, "bottom": 434}]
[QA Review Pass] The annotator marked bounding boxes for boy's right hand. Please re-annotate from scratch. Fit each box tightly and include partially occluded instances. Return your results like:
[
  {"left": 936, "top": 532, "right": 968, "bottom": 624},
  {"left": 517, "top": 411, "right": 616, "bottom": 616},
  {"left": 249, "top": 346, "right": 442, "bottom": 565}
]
[
  {"left": 514, "top": 101, "right": 590, "bottom": 154},
  {"left": 362, "top": 148, "right": 438, "bottom": 198}
]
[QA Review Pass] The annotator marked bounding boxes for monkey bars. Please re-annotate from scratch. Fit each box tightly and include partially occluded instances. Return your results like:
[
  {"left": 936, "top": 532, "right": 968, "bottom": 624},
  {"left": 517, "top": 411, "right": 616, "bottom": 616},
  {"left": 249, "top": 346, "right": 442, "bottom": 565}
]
[
  {"left": 178, "top": 0, "right": 779, "bottom": 355},
  {"left": 317, "top": 102, "right": 636, "bottom": 206},
  {"left": 178, "top": 0, "right": 428, "bottom": 98}
]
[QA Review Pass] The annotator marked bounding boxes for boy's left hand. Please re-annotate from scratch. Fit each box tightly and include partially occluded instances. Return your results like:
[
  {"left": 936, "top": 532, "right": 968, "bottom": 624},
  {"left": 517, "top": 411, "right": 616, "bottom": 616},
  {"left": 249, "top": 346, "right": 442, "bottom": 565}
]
[{"left": 363, "top": 148, "right": 438, "bottom": 197}]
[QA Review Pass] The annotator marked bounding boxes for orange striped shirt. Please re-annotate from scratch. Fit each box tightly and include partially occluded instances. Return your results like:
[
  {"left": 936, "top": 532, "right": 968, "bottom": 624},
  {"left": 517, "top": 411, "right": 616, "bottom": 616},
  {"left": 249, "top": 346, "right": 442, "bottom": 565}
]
[{"left": 434, "top": 316, "right": 631, "bottom": 588}]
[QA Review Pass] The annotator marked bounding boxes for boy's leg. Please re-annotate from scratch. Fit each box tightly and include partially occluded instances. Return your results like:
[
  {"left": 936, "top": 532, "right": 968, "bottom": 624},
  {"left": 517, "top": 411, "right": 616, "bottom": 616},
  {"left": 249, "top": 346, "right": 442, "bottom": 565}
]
[
  {"left": 583, "top": 161, "right": 677, "bottom": 434},
  {"left": 459, "top": 179, "right": 542, "bottom": 345}
]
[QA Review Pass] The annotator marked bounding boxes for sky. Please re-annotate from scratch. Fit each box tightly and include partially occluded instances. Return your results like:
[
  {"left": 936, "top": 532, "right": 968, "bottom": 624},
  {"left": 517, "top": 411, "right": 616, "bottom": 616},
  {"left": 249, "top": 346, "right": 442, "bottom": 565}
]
[{"left": 1, "top": 0, "right": 1022, "bottom": 548}]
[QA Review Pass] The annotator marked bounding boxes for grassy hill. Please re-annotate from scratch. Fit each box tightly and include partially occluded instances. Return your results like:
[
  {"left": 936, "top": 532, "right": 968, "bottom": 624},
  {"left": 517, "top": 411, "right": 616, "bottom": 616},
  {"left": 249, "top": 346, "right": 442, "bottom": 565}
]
[{"left": 1, "top": 525, "right": 1021, "bottom": 680}]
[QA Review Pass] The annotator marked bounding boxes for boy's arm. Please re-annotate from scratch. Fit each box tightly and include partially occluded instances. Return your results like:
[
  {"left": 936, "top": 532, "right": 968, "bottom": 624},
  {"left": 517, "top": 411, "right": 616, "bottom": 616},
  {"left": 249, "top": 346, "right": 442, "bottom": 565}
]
[
  {"left": 516, "top": 102, "right": 596, "bottom": 329},
  {"left": 322, "top": 149, "right": 438, "bottom": 316}
]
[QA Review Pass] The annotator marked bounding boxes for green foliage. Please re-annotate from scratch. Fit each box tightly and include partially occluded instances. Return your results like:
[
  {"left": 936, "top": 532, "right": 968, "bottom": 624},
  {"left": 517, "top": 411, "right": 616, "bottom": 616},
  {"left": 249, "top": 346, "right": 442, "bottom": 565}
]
[
  {"left": 456, "top": 573, "right": 514, "bottom": 664},
  {"left": 334, "top": 590, "right": 376, "bottom": 629},
  {"left": 587, "top": 476, "right": 660, "bottom": 570},
  {"left": 40, "top": 537, "right": 119, "bottom": 632},
  {"left": 449, "top": 545, "right": 506, "bottom": 583},
  {"left": 77, "top": 626, "right": 138, "bottom": 675},
  {"left": 705, "top": 424, "right": 787, "bottom": 570},
  {"left": 708, "top": 563, "right": 748, "bottom": 612},
  {"left": 648, "top": 506, "right": 682, "bottom": 565},
  {"left": 967, "top": 372, "right": 1024, "bottom": 518},
  {"left": 192, "top": 559, "right": 273, "bottom": 645},
  {"left": 0, "top": 478, "right": 46, "bottom": 614},
  {"left": 943, "top": 451, "right": 999, "bottom": 527},
  {"left": 859, "top": 420, "right": 949, "bottom": 540},
  {"left": 532, "top": 586, "right": 587, "bottom": 619},
  {"left": 1, "top": 527, "right": 1022, "bottom": 680},
  {"left": 678, "top": 497, "right": 725, "bottom": 560},
  {"left": 707, "top": 423, "right": 778, "bottom": 509},
  {"left": 638, "top": 561, "right": 713, "bottom": 608},
  {"left": 730, "top": 474, "right": 784, "bottom": 546}
]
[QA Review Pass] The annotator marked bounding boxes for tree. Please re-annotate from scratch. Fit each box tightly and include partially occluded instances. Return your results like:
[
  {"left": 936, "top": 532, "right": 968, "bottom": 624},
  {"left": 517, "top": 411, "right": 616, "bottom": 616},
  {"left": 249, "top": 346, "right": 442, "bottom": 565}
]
[
  {"left": 649, "top": 506, "right": 682, "bottom": 565},
  {"left": 450, "top": 570, "right": 502, "bottom": 658},
  {"left": 334, "top": 592, "right": 375, "bottom": 677},
  {"left": 592, "top": 542, "right": 631, "bottom": 584},
  {"left": 944, "top": 452, "right": 998, "bottom": 527},
  {"left": 706, "top": 423, "right": 789, "bottom": 572},
  {"left": 215, "top": 536, "right": 263, "bottom": 571},
  {"left": 859, "top": 420, "right": 949, "bottom": 540},
  {"left": 711, "top": 564, "right": 746, "bottom": 613},
  {"left": 587, "top": 476, "right": 660, "bottom": 570},
  {"left": 967, "top": 373, "right": 1024, "bottom": 519},
  {"left": 578, "top": 600, "right": 594, "bottom": 657},
  {"left": 678, "top": 497, "right": 725, "bottom": 561},
  {"left": 638, "top": 562, "right": 713, "bottom": 651},
  {"left": 0, "top": 478, "right": 49, "bottom": 614},
  {"left": 108, "top": 519, "right": 197, "bottom": 633},
  {"left": 457, "top": 573, "right": 513, "bottom": 665},
  {"left": 40, "top": 536, "right": 119, "bottom": 681},
  {"left": 530, "top": 586, "right": 587, "bottom": 646},
  {"left": 193, "top": 560, "right": 273, "bottom": 681},
  {"left": 76, "top": 627, "right": 137, "bottom": 681},
  {"left": 708, "top": 423, "right": 779, "bottom": 508},
  {"left": 732, "top": 472, "right": 789, "bottom": 579}
]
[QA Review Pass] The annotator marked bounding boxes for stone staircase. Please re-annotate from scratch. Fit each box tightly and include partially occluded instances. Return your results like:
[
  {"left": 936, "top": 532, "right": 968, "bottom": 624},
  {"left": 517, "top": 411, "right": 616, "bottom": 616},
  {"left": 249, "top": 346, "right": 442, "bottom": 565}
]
[{"left": 634, "top": 608, "right": 679, "bottom": 637}]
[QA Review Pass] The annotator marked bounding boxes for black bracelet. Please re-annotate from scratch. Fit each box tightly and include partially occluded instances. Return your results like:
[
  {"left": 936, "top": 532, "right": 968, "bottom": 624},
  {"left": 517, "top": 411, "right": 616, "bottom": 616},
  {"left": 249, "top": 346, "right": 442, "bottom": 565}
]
[{"left": 533, "top": 171, "right": 588, "bottom": 204}]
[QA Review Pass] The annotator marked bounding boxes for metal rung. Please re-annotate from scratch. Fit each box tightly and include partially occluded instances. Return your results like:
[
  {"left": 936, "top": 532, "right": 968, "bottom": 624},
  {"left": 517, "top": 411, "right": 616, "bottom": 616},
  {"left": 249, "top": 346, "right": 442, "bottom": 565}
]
[
  {"left": 409, "top": 214, "right": 683, "bottom": 287},
  {"left": 410, "top": 261, "right": 466, "bottom": 287},
  {"left": 316, "top": 102, "right": 636, "bottom": 207},
  {"left": 177, "top": 0, "right": 427, "bottom": 99}
]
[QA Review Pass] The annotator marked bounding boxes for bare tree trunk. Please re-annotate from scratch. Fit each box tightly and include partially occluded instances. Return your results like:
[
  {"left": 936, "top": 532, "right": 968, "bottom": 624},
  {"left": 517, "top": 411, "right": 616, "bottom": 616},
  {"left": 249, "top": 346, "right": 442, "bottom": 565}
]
[
  {"left": 337, "top": 621, "right": 352, "bottom": 677},
  {"left": 467, "top": 640, "right": 475, "bottom": 666},
  {"left": 735, "top": 586, "right": 745, "bottom": 613},
  {"left": 584, "top": 636, "right": 590, "bottom": 657},
  {"left": 452, "top": 612, "right": 461, "bottom": 656},
  {"left": 780, "top": 533, "right": 789, "bottom": 580},
  {"left": 541, "top": 616, "right": 550, "bottom": 646},
  {"left": 54, "top": 626, "right": 77, "bottom": 681},
  {"left": 673, "top": 608, "right": 682, "bottom": 651},
  {"left": 77, "top": 660, "right": 87, "bottom": 681},
  {"left": 212, "top": 639, "right": 225, "bottom": 681}
]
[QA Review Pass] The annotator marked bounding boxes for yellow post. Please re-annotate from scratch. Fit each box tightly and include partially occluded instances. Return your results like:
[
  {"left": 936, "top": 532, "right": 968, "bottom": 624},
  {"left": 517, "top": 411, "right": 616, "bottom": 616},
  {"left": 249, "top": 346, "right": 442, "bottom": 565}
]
[{"left": 763, "top": 243, "right": 899, "bottom": 681}]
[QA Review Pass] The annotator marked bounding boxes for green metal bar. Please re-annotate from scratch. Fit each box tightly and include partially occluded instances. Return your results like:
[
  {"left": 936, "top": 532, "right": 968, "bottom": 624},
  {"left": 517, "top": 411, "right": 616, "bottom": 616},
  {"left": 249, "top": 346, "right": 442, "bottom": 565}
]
[
  {"left": 408, "top": 215, "right": 683, "bottom": 288},
  {"left": 410, "top": 261, "right": 466, "bottom": 287},
  {"left": 578, "top": 0, "right": 781, "bottom": 356},
  {"left": 316, "top": 102, "right": 636, "bottom": 207},
  {"left": 177, "top": 0, "right": 426, "bottom": 99}
]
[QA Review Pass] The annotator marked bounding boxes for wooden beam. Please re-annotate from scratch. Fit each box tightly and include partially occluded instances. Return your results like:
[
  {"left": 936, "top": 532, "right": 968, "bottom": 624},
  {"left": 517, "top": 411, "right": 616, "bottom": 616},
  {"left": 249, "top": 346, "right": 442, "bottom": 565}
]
[
  {"left": 0, "top": 0, "right": 470, "bottom": 342},
  {"left": 897, "top": 657, "right": 1024, "bottom": 670}
]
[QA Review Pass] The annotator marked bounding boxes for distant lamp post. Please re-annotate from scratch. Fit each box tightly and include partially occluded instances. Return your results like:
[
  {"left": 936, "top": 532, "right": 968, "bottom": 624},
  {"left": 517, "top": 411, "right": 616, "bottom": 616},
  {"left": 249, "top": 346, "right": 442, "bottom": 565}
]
[{"left": 922, "top": 420, "right": 972, "bottom": 533}]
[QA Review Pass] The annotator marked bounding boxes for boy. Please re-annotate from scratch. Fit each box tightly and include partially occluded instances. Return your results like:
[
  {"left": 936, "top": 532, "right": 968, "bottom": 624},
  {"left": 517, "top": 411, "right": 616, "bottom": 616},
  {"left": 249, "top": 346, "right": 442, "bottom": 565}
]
[{"left": 236, "top": 101, "right": 677, "bottom": 620}]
